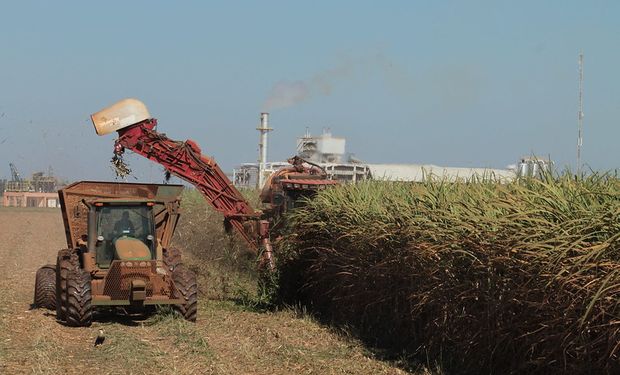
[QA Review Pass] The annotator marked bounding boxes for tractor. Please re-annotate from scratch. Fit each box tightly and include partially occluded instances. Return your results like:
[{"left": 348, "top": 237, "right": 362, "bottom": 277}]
[{"left": 33, "top": 181, "right": 196, "bottom": 326}]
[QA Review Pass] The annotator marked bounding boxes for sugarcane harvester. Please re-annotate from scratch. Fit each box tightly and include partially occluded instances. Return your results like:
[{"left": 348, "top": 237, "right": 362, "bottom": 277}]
[
  {"left": 91, "top": 99, "right": 338, "bottom": 269},
  {"left": 32, "top": 99, "right": 336, "bottom": 327}
]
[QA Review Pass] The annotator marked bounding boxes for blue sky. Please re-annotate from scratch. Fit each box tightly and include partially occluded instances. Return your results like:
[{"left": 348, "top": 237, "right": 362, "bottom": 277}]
[{"left": 0, "top": 1, "right": 618, "bottom": 182}]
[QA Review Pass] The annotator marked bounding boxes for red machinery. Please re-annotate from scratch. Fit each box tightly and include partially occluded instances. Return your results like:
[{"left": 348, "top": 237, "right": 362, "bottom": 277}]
[{"left": 92, "top": 99, "right": 338, "bottom": 268}]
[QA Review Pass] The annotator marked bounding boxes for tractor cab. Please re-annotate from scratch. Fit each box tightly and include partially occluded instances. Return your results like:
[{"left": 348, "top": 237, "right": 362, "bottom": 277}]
[{"left": 92, "top": 201, "right": 156, "bottom": 268}]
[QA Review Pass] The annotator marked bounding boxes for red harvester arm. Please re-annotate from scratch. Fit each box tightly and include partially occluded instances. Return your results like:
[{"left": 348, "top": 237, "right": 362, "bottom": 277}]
[{"left": 115, "top": 119, "right": 260, "bottom": 252}]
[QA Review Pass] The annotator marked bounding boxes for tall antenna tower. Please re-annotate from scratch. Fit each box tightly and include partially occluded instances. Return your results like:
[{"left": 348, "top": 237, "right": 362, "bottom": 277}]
[{"left": 577, "top": 52, "right": 584, "bottom": 175}]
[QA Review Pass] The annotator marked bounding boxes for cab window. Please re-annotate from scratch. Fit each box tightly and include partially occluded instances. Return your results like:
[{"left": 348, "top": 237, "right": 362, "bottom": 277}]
[{"left": 95, "top": 205, "right": 154, "bottom": 267}]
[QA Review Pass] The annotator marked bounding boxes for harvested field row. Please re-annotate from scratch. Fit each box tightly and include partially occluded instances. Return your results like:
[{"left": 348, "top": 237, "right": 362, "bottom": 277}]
[
  {"left": 0, "top": 207, "right": 408, "bottom": 374},
  {"left": 277, "top": 174, "right": 620, "bottom": 374}
]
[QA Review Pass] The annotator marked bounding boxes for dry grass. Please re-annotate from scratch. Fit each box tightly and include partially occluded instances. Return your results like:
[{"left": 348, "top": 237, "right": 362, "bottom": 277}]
[{"left": 277, "top": 173, "right": 620, "bottom": 374}]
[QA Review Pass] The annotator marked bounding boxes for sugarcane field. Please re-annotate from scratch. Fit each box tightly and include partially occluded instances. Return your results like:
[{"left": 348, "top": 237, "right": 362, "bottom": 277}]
[{"left": 2, "top": 2, "right": 620, "bottom": 375}]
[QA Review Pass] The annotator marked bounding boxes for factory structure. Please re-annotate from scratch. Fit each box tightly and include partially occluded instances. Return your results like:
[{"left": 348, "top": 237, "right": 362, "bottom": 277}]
[
  {"left": 0, "top": 163, "right": 61, "bottom": 207},
  {"left": 233, "top": 124, "right": 370, "bottom": 188},
  {"left": 232, "top": 113, "right": 551, "bottom": 188}
]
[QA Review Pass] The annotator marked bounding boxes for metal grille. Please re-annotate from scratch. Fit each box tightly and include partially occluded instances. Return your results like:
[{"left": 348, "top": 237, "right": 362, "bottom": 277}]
[{"left": 103, "top": 261, "right": 156, "bottom": 300}]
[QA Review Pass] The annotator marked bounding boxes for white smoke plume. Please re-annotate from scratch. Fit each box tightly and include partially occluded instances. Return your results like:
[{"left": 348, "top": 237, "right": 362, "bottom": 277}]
[
  {"left": 262, "top": 80, "right": 310, "bottom": 110},
  {"left": 262, "top": 57, "right": 356, "bottom": 111},
  {"left": 262, "top": 53, "right": 431, "bottom": 111}
]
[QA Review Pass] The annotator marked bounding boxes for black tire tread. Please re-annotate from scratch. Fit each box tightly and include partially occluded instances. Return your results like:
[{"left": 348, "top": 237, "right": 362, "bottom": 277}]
[
  {"left": 164, "top": 247, "right": 183, "bottom": 271},
  {"left": 65, "top": 268, "right": 93, "bottom": 327},
  {"left": 34, "top": 264, "right": 56, "bottom": 310},
  {"left": 173, "top": 266, "right": 198, "bottom": 322},
  {"left": 56, "top": 249, "right": 79, "bottom": 322}
]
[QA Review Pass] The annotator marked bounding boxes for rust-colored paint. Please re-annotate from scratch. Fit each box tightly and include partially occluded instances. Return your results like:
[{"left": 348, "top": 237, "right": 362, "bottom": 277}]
[
  {"left": 115, "top": 238, "right": 151, "bottom": 260},
  {"left": 91, "top": 260, "right": 175, "bottom": 303},
  {"left": 52, "top": 181, "right": 184, "bottom": 310},
  {"left": 58, "top": 181, "right": 183, "bottom": 251}
]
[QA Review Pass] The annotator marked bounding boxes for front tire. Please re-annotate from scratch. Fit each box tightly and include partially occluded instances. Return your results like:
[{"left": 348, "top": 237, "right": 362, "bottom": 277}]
[
  {"left": 56, "top": 249, "right": 79, "bottom": 322},
  {"left": 65, "top": 268, "right": 93, "bottom": 327},
  {"left": 173, "top": 266, "right": 197, "bottom": 322}
]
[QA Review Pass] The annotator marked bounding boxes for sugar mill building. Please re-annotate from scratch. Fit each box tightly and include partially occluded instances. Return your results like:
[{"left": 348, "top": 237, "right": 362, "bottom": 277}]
[{"left": 231, "top": 114, "right": 541, "bottom": 188}]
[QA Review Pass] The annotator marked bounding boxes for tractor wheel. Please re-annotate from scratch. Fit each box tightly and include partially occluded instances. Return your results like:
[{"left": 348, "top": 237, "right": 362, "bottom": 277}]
[
  {"left": 173, "top": 266, "right": 198, "bottom": 322},
  {"left": 55, "top": 249, "right": 79, "bottom": 322},
  {"left": 65, "top": 268, "right": 93, "bottom": 327},
  {"left": 33, "top": 264, "right": 56, "bottom": 310},
  {"left": 164, "top": 247, "right": 183, "bottom": 272}
]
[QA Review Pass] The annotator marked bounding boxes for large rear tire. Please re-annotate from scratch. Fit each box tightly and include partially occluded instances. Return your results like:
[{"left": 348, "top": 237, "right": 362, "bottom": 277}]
[
  {"left": 33, "top": 265, "right": 56, "bottom": 310},
  {"left": 173, "top": 266, "right": 197, "bottom": 322},
  {"left": 55, "top": 249, "right": 79, "bottom": 322},
  {"left": 65, "top": 268, "right": 93, "bottom": 327}
]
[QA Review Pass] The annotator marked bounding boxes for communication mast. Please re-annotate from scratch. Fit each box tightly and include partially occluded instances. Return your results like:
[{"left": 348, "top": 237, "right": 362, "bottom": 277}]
[{"left": 577, "top": 52, "right": 584, "bottom": 175}]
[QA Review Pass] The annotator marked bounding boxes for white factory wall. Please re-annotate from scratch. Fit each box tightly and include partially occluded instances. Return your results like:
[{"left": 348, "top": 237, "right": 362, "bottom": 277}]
[{"left": 367, "top": 164, "right": 516, "bottom": 182}]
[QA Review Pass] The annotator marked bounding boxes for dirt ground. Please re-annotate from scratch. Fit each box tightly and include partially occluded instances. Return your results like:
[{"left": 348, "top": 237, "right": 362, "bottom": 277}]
[{"left": 0, "top": 208, "right": 410, "bottom": 375}]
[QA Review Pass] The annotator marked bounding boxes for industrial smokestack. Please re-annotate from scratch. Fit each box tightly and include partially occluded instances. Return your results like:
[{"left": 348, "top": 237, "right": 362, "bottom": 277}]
[{"left": 257, "top": 113, "right": 273, "bottom": 188}]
